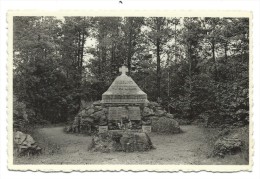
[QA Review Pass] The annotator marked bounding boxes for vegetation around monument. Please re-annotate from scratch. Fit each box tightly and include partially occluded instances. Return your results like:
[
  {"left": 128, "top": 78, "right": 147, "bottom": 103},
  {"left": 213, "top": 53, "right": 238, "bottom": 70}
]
[{"left": 13, "top": 16, "right": 249, "bottom": 164}]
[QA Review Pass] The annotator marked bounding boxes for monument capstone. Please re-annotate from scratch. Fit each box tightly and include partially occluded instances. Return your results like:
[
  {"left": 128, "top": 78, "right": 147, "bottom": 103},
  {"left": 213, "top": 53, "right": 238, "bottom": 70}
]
[{"left": 102, "top": 66, "right": 148, "bottom": 104}]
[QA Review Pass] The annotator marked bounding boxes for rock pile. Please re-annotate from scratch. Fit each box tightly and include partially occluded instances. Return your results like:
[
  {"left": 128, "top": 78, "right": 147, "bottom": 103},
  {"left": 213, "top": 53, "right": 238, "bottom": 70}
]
[
  {"left": 14, "top": 131, "right": 42, "bottom": 156},
  {"left": 88, "top": 130, "right": 154, "bottom": 153},
  {"left": 65, "top": 101, "right": 180, "bottom": 134},
  {"left": 212, "top": 126, "right": 249, "bottom": 158}
]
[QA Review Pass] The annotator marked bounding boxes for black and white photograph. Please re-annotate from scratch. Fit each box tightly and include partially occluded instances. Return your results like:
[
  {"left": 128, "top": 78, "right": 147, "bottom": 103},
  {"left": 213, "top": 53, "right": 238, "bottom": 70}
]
[{"left": 8, "top": 11, "right": 252, "bottom": 171}]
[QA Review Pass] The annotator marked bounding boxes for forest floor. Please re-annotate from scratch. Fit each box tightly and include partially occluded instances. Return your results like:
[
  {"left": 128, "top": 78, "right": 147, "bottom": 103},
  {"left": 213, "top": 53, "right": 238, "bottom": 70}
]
[{"left": 14, "top": 125, "right": 248, "bottom": 165}]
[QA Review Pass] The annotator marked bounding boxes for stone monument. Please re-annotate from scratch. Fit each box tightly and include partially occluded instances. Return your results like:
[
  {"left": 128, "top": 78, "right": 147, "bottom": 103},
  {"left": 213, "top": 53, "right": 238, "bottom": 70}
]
[
  {"left": 66, "top": 65, "right": 181, "bottom": 152},
  {"left": 100, "top": 65, "right": 151, "bottom": 133}
]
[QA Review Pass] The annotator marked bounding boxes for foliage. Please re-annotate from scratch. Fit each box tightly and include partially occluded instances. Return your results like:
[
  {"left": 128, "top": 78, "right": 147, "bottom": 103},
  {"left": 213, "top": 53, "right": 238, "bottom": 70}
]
[
  {"left": 13, "top": 16, "right": 249, "bottom": 127},
  {"left": 13, "top": 95, "right": 29, "bottom": 131}
]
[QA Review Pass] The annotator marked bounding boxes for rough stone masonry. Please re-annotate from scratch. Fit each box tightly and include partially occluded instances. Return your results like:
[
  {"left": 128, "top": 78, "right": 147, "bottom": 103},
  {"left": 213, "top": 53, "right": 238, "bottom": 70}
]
[{"left": 66, "top": 66, "right": 181, "bottom": 152}]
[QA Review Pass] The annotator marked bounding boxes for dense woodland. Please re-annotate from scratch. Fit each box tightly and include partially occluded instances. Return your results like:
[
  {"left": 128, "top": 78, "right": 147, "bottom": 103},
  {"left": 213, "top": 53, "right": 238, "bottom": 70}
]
[{"left": 13, "top": 16, "right": 249, "bottom": 130}]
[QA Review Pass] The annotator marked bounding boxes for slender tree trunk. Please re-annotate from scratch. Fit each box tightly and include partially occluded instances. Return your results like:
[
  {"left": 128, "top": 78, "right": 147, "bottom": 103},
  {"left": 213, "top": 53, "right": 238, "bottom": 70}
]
[
  {"left": 111, "top": 43, "right": 115, "bottom": 76},
  {"left": 174, "top": 18, "right": 177, "bottom": 62},
  {"left": 80, "top": 31, "right": 85, "bottom": 75},
  {"left": 156, "top": 38, "right": 161, "bottom": 99},
  {"left": 77, "top": 20, "right": 86, "bottom": 111},
  {"left": 77, "top": 31, "right": 81, "bottom": 69},
  {"left": 127, "top": 28, "right": 133, "bottom": 75},
  {"left": 188, "top": 45, "right": 193, "bottom": 121},
  {"left": 212, "top": 40, "right": 218, "bottom": 80},
  {"left": 167, "top": 69, "right": 170, "bottom": 112},
  {"left": 224, "top": 42, "right": 228, "bottom": 61}
]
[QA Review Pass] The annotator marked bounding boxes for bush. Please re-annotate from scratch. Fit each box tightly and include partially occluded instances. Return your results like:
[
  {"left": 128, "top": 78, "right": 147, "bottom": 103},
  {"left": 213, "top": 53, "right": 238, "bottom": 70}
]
[
  {"left": 152, "top": 117, "right": 180, "bottom": 134},
  {"left": 13, "top": 96, "right": 29, "bottom": 131}
]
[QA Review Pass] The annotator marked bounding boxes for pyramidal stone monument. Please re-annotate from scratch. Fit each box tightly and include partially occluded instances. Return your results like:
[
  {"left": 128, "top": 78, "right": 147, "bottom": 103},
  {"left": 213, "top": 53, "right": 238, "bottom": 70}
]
[
  {"left": 102, "top": 66, "right": 148, "bottom": 104},
  {"left": 87, "top": 65, "right": 155, "bottom": 152},
  {"left": 66, "top": 65, "right": 180, "bottom": 152},
  {"left": 101, "top": 65, "right": 151, "bottom": 133}
]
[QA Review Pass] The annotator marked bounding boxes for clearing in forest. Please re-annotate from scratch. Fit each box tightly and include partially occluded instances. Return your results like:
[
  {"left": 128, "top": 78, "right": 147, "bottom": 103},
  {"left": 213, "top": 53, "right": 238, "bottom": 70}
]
[{"left": 14, "top": 125, "right": 248, "bottom": 165}]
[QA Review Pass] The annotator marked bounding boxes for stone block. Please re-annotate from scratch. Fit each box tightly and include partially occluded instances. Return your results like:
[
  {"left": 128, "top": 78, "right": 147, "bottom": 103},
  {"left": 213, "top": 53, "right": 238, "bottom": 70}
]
[
  {"left": 98, "top": 126, "right": 108, "bottom": 133},
  {"left": 142, "top": 126, "right": 152, "bottom": 133}
]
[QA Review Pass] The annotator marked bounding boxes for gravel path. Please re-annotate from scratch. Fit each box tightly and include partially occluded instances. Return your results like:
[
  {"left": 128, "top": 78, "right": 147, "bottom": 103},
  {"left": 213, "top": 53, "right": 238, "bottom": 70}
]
[{"left": 14, "top": 125, "right": 247, "bottom": 165}]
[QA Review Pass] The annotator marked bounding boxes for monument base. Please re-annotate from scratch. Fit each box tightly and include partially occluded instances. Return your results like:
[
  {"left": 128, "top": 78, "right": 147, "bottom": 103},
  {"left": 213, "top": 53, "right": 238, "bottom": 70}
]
[{"left": 88, "top": 130, "right": 155, "bottom": 153}]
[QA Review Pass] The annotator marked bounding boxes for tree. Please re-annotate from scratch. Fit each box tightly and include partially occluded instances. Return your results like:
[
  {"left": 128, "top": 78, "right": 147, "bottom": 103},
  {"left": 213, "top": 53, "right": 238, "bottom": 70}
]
[
  {"left": 144, "top": 17, "right": 174, "bottom": 99},
  {"left": 178, "top": 18, "right": 203, "bottom": 121},
  {"left": 61, "top": 17, "right": 92, "bottom": 111},
  {"left": 122, "top": 17, "right": 144, "bottom": 75},
  {"left": 13, "top": 16, "right": 249, "bottom": 127}
]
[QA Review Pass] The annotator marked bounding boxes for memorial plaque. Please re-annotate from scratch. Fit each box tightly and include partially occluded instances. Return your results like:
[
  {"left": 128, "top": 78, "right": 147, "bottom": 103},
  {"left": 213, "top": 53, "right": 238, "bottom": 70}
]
[
  {"left": 98, "top": 126, "right": 108, "bottom": 133},
  {"left": 108, "top": 107, "right": 128, "bottom": 120},
  {"left": 142, "top": 125, "right": 152, "bottom": 133},
  {"left": 118, "top": 107, "right": 128, "bottom": 119},
  {"left": 128, "top": 107, "right": 141, "bottom": 121}
]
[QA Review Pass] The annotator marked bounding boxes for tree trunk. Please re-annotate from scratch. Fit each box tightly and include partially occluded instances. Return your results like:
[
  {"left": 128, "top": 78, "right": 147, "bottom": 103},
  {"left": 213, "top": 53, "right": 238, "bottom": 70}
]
[
  {"left": 111, "top": 43, "right": 115, "bottom": 76},
  {"left": 127, "top": 27, "right": 133, "bottom": 75},
  {"left": 156, "top": 38, "right": 161, "bottom": 99},
  {"left": 188, "top": 45, "right": 193, "bottom": 121},
  {"left": 77, "top": 31, "right": 81, "bottom": 70},
  {"left": 212, "top": 39, "right": 218, "bottom": 81},
  {"left": 224, "top": 42, "right": 228, "bottom": 61}
]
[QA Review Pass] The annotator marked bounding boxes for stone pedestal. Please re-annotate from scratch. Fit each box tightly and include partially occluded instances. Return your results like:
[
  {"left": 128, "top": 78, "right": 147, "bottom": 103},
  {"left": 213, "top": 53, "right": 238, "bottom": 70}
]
[
  {"left": 66, "top": 66, "right": 180, "bottom": 136},
  {"left": 88, "top": 130, "right": 154, "bottom": 153}
]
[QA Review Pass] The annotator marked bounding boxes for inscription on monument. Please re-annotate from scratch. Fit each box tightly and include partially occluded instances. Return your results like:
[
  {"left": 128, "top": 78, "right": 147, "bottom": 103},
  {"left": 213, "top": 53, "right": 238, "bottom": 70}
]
[
  {"left": 128, "top": 107, "right": 141, "bottom": 121},
  {"left": 108, "top": 107, "right": 128, "bottom": 120}
]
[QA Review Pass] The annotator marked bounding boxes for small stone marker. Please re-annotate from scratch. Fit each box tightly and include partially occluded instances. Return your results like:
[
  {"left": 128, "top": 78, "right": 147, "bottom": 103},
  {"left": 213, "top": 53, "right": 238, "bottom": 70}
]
[
  {"left": 142, "top": 126, "right": 152, "bottom": 133},
  {"left": 98, "top": 126, "right": 108, "bottom": 133},
  {"left": 128, "top": 107, "right": 141, "bottom": 121}
]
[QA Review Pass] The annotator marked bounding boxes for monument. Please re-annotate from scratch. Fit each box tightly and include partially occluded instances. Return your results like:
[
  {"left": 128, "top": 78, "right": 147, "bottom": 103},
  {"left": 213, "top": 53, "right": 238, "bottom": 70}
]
[
  {"left": 66, "top": 65, "right": 180, "bottom": 152},
  {"left": 100, "top": 65, "right": 151, "bottom": 133}
]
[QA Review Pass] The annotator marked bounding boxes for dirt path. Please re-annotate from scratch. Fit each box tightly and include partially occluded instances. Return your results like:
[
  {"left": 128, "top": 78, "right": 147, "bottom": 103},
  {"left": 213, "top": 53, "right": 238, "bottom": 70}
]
[{"left": 14, "top": 125, "right": 247, "bottom": 165}]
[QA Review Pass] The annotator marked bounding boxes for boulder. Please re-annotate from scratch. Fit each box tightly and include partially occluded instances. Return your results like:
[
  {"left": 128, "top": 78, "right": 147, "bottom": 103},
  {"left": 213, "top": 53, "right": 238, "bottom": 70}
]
[
  {"left": 88, "top": 133, "right": 117, "bottom": 152},
  {"left": 212, "top": 126, "right": 248, "bottom": 158},
  {"left": 213, "top": 138, "right": 243, "bottom": 157},
  {"left": 93, "top": 100, "right": 102, "bottom": 106},
  {"left": 166, "top": 113, "right": 174, "bottom": 118},
  {"left": 142, "top": 107, "right": 154, "bottom": 117},
  {"left": 148, "top": 102, "right": 160, "bottom": 108},
  {"left": 80, "top": 117, "right": 96, "bottom": 134},
  {"left": 91, "top": 108, "right": 107, "bottom": 121},
  {"left": 78, "top": 109, "right": 87, "bottom": 117},
  {"left": 154, "top": 109, "right": 166, "bottom": 117},
  {"left": 89, "top": 131, "right": 154, "bottom": 153},
  {"left": 86, "top": 108, "right": 95, "bottom": 116},
  {"left": 120, "top": 132, "right": 154, "bottom": 152},
  {"left": 142, "top": 117, "right": 152, "bottom": 125},
  {"left": 93, "top": 105, "right": 103, "bottom": 112},
  {"left": 14, "top": 131, "right": 42, "bottom": 156},
  {"left": 81, "top": 117, "right": 94, "bottom": 124}
]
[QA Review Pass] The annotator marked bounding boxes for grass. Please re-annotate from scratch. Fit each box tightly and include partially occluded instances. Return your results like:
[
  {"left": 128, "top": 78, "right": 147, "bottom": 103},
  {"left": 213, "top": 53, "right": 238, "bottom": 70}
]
[{"left": 14, "top": 125, "right": 249, "bottom": 165}]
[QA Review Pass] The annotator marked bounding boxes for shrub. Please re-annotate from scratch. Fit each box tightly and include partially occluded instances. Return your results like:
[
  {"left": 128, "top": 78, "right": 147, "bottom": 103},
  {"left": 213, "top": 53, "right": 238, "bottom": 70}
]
[{"left": 152, "top": 117, "right": 180, "bottom": 134}]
